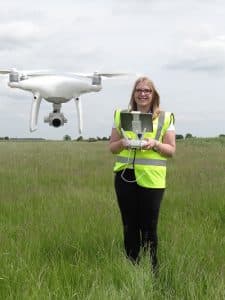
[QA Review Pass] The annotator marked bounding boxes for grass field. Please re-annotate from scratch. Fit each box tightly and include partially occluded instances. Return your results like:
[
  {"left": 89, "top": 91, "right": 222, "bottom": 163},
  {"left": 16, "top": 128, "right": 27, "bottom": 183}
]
[{"left": 0, "top": 138, "right": 225, "bottom": 299}]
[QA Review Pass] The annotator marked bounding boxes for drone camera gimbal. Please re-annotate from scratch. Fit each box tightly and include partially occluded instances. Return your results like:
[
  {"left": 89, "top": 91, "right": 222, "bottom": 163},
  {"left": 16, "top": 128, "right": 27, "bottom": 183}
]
[
  {"left": 44, "top": 103, "right": 67, "bottom": 128},
  {"left": 44, "top": 112, "right": 68, "bottom": 127}
]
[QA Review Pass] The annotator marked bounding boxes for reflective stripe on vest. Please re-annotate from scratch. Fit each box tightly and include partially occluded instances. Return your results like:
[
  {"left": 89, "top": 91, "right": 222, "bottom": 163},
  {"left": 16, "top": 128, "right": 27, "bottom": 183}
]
[
  {"left": 155, "top": 111, "right": 165, "bottom": 141},
  {"left": 116, "top": 156, "right": 167, "bottom": 166}
]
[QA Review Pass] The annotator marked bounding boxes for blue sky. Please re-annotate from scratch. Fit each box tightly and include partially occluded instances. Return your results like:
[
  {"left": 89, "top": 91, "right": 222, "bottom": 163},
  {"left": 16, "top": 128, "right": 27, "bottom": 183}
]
[{"left": 0, "top": 0, "right": 224, "bottom": 139}]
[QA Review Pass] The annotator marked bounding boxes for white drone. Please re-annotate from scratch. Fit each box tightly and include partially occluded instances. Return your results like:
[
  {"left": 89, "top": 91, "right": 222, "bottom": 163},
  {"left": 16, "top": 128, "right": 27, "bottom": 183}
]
[{"left": 0, "top": 68, "right": 127, "bottom": 134}]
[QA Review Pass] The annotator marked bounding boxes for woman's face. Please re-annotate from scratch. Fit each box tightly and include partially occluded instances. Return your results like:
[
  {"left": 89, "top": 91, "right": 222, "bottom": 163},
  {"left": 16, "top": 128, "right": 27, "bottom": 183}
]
[{"left": 134, "top": 81, "right": 153, "bottom": 112}]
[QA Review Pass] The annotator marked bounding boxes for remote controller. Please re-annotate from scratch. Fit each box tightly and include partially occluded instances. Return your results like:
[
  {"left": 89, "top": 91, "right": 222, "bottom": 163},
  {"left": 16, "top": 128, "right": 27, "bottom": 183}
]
[{"left": 129, "top": 139, "right": 147, "bottom": 149}]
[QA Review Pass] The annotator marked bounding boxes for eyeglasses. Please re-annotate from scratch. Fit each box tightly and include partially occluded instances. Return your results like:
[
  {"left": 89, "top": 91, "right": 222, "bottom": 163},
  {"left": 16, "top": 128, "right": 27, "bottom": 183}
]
[{"left": 135, "top": 89, "right": 152, "bottom": 94}]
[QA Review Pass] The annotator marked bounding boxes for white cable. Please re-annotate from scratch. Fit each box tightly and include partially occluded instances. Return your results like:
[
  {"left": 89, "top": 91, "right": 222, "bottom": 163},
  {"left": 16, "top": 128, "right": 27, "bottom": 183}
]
[{"left": 120, "top": 149, "right": 146, "bottom": 183}]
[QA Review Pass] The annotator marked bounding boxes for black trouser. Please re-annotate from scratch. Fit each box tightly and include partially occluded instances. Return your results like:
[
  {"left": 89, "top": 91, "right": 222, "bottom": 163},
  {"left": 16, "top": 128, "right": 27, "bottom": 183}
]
[{"left": 114, "top": 169, "right": 164, "bottom": 269}]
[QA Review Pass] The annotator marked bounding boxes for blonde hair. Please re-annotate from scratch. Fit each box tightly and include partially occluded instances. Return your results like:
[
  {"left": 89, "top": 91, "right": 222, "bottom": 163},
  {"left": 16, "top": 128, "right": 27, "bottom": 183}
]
[{"left": 128, "top": 76, "right": 160, "bottom": 119}]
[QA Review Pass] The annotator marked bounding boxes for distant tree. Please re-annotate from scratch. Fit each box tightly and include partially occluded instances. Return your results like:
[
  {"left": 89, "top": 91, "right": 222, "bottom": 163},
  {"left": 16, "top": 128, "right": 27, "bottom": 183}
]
[
  {"left": 63, "top": 135, "right": 71, "bottom": 141},
  {"left": 176, "top": 134, "right": 184, "bottom": 140},
  {"left": 88, "top": 137, "right": 97, "bottom": 142},
  {"left": 76, "top": 136, "right": 83, "bottom": 141},
  {"left": 219, "top": 134, "right": 225, "bottom": 138},
  {"left": 4, "top": 136, "right": 9, "bottom": 140},
  {"left": 102, "top": 136, "right": 109, "bottom": 141},
  {"left": 185, "top": 133, "right": 193, "bottom": 139}
]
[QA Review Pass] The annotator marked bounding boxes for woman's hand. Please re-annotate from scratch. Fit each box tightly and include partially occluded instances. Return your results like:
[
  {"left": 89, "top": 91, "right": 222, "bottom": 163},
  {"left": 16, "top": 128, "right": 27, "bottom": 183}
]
[
  {"left": 121, "top": 138, "right": 131, "bottom": 149},
  {"left": 109, "top": 128, "right": 129, "bottom": 153},
  {"left": 142, "top": 138, "right": 159, "bottom": 150},
  {"left": 142, "top": 131, "right": 176, "bottom": 157}
]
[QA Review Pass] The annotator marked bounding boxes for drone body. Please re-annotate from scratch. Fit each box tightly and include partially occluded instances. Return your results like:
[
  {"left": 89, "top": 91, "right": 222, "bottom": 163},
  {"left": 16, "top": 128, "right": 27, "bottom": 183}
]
[
  {"left": 0, "top": 69, "right": 125, "bottom": 134},
  {"left": 9, "top": 75, "right": 101, "bottom": 101}
]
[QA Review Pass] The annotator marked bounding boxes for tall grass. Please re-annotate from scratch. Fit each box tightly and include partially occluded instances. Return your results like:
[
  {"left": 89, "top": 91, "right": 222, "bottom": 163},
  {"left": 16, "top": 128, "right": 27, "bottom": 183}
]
[{"left": 0, "top": 139, "right": 225, "bottom": 299}]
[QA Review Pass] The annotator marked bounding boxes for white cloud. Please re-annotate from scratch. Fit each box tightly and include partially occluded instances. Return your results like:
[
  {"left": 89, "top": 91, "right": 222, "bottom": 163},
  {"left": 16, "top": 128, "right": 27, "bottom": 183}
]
[
  {"left": 165, "top": 27, "right": 225, "bottom": 73},
  {"left": 0, "top": 21, "right": 42, "bottom": 50}
]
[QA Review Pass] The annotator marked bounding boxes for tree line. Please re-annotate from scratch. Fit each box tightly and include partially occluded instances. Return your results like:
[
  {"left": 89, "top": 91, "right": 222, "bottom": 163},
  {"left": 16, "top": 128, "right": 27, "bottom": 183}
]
[
  {"left": 1, "top": 134, "right": 225, "bottom": 142},
  {"left": 176, "top": 134, "right": 225, "bottom": 140}
]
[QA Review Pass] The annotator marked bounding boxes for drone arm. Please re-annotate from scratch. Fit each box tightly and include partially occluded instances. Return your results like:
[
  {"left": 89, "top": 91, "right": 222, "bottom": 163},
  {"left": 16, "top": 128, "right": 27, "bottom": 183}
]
[
  {"left": 74, "top": 97, "right": 83, "bottom": 134},
  {"left": 30, "top": 92, "right": 42, "bottom": 132}
]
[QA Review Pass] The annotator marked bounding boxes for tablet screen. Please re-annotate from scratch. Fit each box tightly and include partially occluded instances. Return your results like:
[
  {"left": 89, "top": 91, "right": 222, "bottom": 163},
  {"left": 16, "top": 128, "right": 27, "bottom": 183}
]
[{"left": 120, "top": 111, "right": 153, "bottom": 133}]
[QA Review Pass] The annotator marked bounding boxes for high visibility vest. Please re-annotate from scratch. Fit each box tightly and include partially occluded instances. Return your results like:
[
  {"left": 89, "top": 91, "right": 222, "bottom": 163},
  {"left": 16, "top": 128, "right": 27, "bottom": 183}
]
[{"left": 113, "top": 109, "right": 174, "bottom": 188}]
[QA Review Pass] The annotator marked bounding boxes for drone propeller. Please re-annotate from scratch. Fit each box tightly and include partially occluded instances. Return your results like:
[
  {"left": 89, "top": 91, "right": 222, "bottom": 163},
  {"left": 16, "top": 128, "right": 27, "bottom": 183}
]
[
  {"left": 0, "top": 68, "right": 53, "bottom": 76},
  {"left": 0, "top": 69, "right": 14, "bottom": 74},
  {"left": 96, "top": 72, "right": 130, "bottom": 78},
  {"left": 70, "top": 72, "right": 130, "bottom": 78},
  {"left": 26, "top": 72, "right": 55, "bottom": 77}
]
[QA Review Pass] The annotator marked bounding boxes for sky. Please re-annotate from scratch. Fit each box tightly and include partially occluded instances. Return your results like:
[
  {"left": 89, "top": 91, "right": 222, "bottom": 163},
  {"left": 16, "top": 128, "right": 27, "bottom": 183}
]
[{"left": 0, "top": 0, "right": 225, "bottom": 140}]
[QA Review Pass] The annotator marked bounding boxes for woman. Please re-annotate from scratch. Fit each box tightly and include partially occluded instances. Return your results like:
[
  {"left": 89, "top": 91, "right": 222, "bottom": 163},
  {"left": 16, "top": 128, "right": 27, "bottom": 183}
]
[{"left": 109, "top": 76, "right": 176, "bottom": 272}]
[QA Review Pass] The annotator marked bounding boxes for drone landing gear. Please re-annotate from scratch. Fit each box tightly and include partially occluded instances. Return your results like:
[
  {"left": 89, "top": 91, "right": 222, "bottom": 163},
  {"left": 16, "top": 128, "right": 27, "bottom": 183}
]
[
  {"left": 44, "top": 103, "right": 67, "bottom": 128},
  {"left": 74, "top": 97, "right": 83, "bottom": 134}
]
